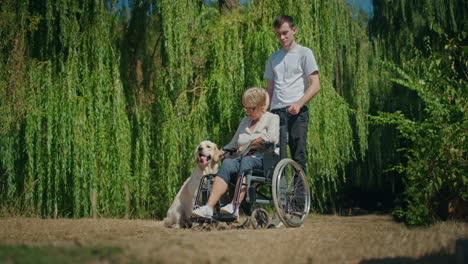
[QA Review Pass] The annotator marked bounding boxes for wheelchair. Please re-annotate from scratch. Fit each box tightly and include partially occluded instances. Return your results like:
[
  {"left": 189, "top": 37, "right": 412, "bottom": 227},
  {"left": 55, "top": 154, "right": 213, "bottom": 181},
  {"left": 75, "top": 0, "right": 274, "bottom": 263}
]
[{"left": 190, "top": 124, "right": 311, "bottom": 229}]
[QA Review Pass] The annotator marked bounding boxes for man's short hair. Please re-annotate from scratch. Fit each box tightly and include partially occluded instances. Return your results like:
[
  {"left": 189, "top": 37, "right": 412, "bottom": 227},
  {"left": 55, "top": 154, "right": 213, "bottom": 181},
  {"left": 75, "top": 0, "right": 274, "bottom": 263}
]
[{"left": 273, "top": 15, "right": 295, "bottom": 29}]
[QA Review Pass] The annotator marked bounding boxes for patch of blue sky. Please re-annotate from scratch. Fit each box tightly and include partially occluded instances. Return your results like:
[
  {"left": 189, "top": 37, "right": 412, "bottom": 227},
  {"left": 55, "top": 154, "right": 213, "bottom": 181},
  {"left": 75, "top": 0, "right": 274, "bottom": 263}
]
[
  {"left": 344, "top": 0, "right": 374, "bottom": 16},
  {"left": 114, "top": 0, "right": 373, "bottom": 17}
]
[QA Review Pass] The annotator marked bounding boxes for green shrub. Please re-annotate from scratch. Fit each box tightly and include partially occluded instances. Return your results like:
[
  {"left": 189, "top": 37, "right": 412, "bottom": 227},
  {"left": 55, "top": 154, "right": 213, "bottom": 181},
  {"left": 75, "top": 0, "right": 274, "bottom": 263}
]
[{"left": 371, "top": 35, "right": 467, "bottom": 226}]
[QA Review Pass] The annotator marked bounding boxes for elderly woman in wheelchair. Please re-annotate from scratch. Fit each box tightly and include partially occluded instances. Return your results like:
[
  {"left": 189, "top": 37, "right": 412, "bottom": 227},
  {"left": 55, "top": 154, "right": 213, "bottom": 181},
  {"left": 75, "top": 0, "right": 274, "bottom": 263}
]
[
  {"left": 191, "top": 87, "right": 311, "bottom": 228},
  {"left": 191, "top": 87, "right": 279, "bottom": 220}
]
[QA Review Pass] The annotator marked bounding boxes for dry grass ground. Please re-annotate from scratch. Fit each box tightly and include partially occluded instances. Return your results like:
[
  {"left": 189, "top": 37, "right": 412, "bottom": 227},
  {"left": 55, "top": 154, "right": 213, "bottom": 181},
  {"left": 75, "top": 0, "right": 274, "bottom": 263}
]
[{"left": 0, "top": 214, "right": 467, "bottom": 263}]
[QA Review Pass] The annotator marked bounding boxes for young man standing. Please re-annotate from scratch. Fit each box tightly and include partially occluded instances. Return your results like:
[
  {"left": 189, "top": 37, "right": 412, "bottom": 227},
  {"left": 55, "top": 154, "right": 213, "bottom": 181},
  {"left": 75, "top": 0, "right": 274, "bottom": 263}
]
[{"left": 264, "top": 15, "right": 320, "bottom": 172}]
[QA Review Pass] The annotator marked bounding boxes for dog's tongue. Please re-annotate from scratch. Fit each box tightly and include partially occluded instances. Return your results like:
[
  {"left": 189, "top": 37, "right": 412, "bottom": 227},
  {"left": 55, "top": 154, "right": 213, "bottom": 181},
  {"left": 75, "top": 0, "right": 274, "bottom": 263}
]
[{"left": 200, "top": 156, "right": 208, "bottom": 165}]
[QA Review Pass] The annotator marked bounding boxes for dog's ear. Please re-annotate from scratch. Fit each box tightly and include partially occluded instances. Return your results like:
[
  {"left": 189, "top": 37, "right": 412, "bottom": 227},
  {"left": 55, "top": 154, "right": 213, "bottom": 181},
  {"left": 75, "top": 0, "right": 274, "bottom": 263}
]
[{"left": 213, "top": 145, "right": 224, "bottom": 162}]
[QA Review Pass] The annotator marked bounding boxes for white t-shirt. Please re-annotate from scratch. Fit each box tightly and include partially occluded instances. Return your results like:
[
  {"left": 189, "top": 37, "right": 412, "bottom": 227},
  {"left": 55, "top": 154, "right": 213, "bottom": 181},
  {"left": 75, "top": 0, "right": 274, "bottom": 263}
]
[{"left": 264, "top": 44, "right": 319, "bottom": 110}]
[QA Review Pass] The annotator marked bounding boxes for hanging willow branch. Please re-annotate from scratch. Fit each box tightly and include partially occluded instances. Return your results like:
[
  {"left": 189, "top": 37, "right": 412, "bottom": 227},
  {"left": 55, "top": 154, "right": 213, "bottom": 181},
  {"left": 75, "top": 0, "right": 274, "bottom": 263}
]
[{"left": 1, "top": 0, "right": 374, "bottom": 217}]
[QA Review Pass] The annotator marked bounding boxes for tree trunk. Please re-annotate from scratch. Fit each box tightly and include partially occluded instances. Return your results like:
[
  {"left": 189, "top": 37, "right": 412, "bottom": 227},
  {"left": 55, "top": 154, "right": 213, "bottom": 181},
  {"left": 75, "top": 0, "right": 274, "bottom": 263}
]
[{"left": 219, "top": 0, "right": 239, "bottom": 14}]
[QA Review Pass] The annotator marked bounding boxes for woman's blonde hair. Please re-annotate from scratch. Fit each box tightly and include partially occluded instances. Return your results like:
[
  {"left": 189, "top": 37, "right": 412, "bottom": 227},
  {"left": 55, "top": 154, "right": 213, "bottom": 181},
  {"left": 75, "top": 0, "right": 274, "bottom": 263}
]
[{"left": 242, "top": 87, "right": 267, "bottom": 109}]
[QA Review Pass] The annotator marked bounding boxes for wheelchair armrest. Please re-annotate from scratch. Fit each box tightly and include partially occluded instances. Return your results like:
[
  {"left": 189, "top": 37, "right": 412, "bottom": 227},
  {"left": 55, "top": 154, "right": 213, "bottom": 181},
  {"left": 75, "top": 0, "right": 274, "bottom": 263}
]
[
  {"left": 224, "top": 140, "right": 253, "bottom": 159},
  {"left": 222, "top": 148, "right": 237, "bottom": 159}
]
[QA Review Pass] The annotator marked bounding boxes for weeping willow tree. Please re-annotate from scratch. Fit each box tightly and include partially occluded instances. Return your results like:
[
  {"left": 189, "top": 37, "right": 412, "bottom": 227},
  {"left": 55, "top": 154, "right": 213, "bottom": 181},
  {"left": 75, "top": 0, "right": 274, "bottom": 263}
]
[
  {"left": 0, "top": 0, "right": 30, "bottom": 212},
  {"left": 370, "top": 0, "right": 467, "bottom": 63},
  {"left": 1, "top": 0, "right": 372, "bottom": 217},
  {"left": 153, "top": 0, "right": 371, "bottom": 212},
  {"left": 346, "top": 0, "right": 467, "bottom": 203},
  {"left": 1, "top": 0, "right": 133, "bottom": 217},
  {"left": 366, "top": 0, "right": 467, "bottom": 224}
]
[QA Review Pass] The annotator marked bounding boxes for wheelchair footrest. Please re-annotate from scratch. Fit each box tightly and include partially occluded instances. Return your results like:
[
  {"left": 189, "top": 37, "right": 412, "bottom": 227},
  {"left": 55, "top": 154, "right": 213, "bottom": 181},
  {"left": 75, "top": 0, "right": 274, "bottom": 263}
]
[
  {"left": 212, "top": 213, "right": 237, "bottom": 223},
  {"left": 189, "top": 216, "right": 218, "bottom": 224}
]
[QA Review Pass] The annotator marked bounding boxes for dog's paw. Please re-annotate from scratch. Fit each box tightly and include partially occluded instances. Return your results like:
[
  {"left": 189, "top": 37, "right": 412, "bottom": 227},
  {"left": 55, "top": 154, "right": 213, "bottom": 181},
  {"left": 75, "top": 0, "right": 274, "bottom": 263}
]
[
  {"left": 163, "top": 218, "right": 173, "bottom": 228},
  {"left": 166, "top": 223, "right": 181, "bottom": 229}
]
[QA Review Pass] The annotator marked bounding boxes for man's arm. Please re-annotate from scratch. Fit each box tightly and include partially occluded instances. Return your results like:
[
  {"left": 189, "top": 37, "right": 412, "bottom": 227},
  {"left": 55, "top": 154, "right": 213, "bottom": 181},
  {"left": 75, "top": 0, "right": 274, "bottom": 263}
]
[
  {"left": 267, "top": 79, "right": 274, "bottom": 109},
  {"left": 288, "top": 72, "right": 320, "bottom": 115}
]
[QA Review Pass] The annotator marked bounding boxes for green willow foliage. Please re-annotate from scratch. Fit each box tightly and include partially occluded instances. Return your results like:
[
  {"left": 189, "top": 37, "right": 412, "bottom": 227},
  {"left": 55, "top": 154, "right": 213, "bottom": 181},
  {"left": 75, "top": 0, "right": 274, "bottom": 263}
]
[
  {"left": 1, "top": 0, "right": 133, "bottom": 217},
  {"left": 371, "top": 0, "right": 467, "bottom": 63},
  {"left": 368, "top": 0, "right": 467, "bottom": 225},
  {"left": 372, "top": 38, "right": 467, "bottom": 226},
  {"left": 349, "top": 0, "right": 467, "bottom": 198},
  {"left": 154, "top": 0, "right": 370, "bottom": 212},
  {"left": 1, "top": 0, "right": 371, "bottom": 217}
]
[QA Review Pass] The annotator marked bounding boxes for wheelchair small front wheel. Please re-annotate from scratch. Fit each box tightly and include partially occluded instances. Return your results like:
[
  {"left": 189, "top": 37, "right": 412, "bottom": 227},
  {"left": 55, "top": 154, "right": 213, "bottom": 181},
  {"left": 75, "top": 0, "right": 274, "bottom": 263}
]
[
  {"left": 272, "top": 159, "right": 311, "bottom": 227},
  {"left": 250, "top": 208, "right": 269, "bottom": 229}
]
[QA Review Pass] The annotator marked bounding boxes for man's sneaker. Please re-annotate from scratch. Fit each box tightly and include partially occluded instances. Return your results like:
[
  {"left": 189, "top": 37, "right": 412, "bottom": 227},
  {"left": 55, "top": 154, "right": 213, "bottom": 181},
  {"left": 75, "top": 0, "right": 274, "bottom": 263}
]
[
  {"left": 267, "top": 213, "right": 284, "bottom": 228},
  {"left": 191, "top": 205, "right": 213, "bottom": 218}
]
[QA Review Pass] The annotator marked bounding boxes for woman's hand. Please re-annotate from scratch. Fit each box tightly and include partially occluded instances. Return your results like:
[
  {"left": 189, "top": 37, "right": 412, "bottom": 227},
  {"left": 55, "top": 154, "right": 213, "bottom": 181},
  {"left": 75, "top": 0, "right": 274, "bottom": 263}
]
[
  {"left": 250, "top": 138, "right": 269, "bottom": 152},
  {"left": 237, "top": 145, "right": 245, "bottom": 154}
]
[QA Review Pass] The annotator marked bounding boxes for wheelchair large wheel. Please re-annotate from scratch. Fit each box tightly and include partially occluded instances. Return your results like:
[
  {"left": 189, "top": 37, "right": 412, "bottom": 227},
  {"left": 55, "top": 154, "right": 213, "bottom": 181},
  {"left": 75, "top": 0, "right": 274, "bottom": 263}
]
[{"left": 272, "top": 159, "right": 311, "bottom": 227}]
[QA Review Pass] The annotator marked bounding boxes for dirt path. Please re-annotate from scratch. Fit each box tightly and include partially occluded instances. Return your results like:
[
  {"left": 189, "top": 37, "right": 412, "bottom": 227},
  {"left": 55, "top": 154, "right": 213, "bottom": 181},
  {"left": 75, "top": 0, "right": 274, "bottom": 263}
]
[{"left": 1, "top": 215, "right": 467, "bottom": 263}]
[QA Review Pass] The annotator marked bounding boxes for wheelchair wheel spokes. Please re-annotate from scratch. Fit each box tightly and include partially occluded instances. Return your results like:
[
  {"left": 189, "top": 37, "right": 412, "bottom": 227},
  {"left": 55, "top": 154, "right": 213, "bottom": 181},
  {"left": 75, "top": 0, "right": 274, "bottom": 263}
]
[
  {"left": 288, "top": 175, "right": 307, "bottom": 214},
  {"left": 272, "top": 159, "right": 311, "bottom": 227}
]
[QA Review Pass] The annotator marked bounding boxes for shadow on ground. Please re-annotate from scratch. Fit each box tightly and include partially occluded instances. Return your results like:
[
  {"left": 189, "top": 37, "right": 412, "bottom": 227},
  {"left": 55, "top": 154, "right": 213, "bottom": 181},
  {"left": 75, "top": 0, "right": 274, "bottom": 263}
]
[
  {"left": 0, "top": 244, "right": 130, "bottom": 264},
  {"left": 361, "top": 239, "right": 467, "bottom": 264}
]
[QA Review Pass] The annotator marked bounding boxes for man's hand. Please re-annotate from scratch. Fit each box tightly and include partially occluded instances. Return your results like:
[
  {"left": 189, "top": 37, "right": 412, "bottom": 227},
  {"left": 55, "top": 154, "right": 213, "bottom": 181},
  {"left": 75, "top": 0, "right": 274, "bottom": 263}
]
[
  {"left": 288, "top": 102, "right": 303, "bottom": 115},
  {"left": 287, "top": 72, "right": 320, "bottom": 115}
]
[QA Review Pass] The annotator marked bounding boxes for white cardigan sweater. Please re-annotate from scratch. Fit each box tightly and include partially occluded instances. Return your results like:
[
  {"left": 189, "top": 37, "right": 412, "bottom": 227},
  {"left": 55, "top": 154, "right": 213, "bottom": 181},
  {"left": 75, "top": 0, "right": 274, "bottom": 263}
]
[{"left": 224, "top": 112, "right": 279, "bottom": 157}]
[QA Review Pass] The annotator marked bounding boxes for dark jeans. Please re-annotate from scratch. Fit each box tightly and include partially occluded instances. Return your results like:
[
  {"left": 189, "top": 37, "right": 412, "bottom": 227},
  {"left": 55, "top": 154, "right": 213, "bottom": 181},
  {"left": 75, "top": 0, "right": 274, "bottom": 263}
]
[{"left": 271, "top": 105, "right": 309, "bottom": 171}]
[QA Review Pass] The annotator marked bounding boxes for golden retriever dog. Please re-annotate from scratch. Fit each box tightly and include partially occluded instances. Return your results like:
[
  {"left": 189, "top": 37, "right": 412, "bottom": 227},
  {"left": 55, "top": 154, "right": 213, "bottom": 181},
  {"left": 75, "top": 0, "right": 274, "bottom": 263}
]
[{"left": 163, "top": 140, "right": 223, "bottom": 228}]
